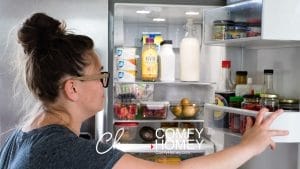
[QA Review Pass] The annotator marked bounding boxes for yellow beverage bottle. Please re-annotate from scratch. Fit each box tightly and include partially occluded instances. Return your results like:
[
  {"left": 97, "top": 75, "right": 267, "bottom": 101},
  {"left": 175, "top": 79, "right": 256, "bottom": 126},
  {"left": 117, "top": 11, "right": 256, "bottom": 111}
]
[{"left": 141, "top": 38, "right": 158, "bottom": 81}]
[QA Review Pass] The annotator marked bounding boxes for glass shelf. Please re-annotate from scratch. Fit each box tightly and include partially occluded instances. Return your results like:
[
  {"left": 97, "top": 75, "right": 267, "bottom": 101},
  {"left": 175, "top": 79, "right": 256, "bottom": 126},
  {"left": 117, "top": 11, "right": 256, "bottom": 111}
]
[
  {"left": 114, "top": 80, "right": 216, "bottom": 86},
  {"left": 114, "top": 140, "right": 214, "bottom": 154},
  {"left": 205, "top": 36, "right": 300, "bottom": 49},
  {"left": 114, "top": 112, "right": 205, "bottom": 123}
]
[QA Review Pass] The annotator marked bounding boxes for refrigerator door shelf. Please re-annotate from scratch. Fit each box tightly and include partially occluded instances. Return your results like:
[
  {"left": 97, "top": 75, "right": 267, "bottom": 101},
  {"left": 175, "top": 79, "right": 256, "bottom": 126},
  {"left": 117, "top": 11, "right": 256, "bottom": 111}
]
[
  {"left": 204, "top": 103, "right": 300, "bottom": 143},
  {"left": 114, "top": 140, "right": 215, "bottom": 155}
]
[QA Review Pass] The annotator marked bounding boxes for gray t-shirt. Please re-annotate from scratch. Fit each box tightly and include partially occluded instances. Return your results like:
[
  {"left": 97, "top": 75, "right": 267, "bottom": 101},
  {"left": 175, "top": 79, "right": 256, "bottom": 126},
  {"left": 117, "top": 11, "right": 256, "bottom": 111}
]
[{"left": 0, "top": 124, "right": 124, "bottom": 169}]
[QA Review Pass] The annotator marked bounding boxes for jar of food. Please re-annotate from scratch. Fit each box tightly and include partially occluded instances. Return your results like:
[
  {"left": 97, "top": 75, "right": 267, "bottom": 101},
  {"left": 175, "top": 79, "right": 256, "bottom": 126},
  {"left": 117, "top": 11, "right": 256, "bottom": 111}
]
[
  {"left": 240, "top": 94, "right": 261, "bottom": 133},
  {"left": 235, "top": 71, "right": 248, "bottom": 85},
  {"left": 228, "top": 22, "right": 248, "bottom": 39},
  {"left": 279, "top": 99, "right": 299, "bottom": 111},
  {"left": 246, "top": 22, "right": 261, "bottom": 37},
  {"left": 260, "top": 93, "right": 279, "bottom": 112},
  {"left": 228, "top": 96, "right": 243, "bottom": 133},
  {"left": 212, "top": 20, "right": 235, "bottom": 40}
]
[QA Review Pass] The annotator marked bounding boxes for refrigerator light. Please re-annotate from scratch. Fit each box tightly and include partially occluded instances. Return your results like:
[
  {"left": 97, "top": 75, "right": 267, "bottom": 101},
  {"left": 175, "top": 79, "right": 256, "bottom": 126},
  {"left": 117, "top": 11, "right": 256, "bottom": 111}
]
[
  {"left": 185, "top": 11, "right": 199, "bottom": 16},
  {"left": 153, "top": 18, "right": 165, "bottom": 22},
  {"left": 136, "top": 10, "right": 150, "bottom": 14}
]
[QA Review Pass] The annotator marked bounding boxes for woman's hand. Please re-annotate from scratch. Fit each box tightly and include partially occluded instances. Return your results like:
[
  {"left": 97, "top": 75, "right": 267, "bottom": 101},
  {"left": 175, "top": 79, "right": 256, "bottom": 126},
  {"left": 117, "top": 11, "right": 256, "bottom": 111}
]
[{"left": 240, "top": 108, "right": 289, "bottom": 156}]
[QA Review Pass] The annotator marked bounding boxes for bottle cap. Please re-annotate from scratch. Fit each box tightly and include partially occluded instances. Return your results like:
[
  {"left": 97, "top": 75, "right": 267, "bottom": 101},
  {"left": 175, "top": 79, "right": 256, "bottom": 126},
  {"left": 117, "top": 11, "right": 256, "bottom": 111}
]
[
  {"left": 145, "top": 38, "right": 154, "bottom": 44},
  {"left": 264, "top": 69, "right": 274, "bottom": 74},
  {"left": 279, "top": 98, "right": 299, "bottom": 104},
  {"left": 160, "top": 40, "right": 172, "bottom": 45},
  {"left": 260, "top": 93, "right": 278, "bottom": 98},
  {"left": 236, "top": 71, "right": 248, "bottom": 75},
  {"left": 229, "top": 96, "right": 244, "bottom": 102},
  {"left": 222, "top": 60, "right": 231, "bottom": 68}
]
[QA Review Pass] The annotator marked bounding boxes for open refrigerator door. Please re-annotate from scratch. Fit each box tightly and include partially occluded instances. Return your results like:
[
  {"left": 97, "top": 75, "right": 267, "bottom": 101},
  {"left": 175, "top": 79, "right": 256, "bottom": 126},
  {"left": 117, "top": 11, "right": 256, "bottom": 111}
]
[{"left": 203, "top": 0, "right": 300, "bottom": 168}]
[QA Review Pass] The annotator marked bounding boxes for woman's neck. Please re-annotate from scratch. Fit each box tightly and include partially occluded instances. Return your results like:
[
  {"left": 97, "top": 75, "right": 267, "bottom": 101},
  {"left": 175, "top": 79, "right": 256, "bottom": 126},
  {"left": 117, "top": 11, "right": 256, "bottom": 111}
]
[{"left": 23, "top": 110, "right": 82, "bottom": 136}]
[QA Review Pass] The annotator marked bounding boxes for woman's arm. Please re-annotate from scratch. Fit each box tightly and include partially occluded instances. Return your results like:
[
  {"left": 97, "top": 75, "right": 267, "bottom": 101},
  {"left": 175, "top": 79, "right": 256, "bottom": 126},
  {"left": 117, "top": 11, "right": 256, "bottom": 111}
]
[{"left": 113, "top": 108, "right": 288, "bottom": 169}]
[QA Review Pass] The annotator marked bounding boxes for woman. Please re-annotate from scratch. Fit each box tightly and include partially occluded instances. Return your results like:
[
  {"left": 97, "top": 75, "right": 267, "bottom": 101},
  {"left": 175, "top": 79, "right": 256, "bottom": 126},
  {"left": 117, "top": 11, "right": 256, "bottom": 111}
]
[{"left": 0, "top": 13, "right": 288, "bottom": 169}]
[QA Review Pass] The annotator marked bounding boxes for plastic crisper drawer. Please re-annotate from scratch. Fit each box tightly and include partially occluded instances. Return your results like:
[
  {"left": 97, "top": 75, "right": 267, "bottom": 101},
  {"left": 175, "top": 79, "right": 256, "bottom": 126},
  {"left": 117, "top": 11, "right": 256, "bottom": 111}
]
[{"left": 204, "top": 103, "right": 300, "bottom": 143}]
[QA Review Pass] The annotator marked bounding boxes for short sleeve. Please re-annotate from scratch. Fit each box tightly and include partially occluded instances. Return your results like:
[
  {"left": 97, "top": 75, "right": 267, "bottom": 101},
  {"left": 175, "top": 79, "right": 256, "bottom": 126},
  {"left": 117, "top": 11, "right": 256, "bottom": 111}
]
[{"left": 30, "top": 134, "right": 124, "bottom": 169}]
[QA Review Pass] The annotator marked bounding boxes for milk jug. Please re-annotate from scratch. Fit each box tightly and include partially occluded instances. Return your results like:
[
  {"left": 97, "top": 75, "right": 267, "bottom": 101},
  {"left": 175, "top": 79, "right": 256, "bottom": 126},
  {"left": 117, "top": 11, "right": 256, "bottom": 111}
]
[
  {"left": 159, "top": 40, "right": 175, "bottom": 82},
  {"left": 180, "top": 19, "right": 200, "bottom": 81}
]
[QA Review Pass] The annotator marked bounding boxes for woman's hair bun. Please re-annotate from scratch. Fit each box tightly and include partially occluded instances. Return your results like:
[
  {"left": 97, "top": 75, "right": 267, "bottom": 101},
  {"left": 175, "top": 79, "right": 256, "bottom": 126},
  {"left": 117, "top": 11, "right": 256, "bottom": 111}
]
[{"left": 18, "top": 13, "right": 65, "bottom": 54}]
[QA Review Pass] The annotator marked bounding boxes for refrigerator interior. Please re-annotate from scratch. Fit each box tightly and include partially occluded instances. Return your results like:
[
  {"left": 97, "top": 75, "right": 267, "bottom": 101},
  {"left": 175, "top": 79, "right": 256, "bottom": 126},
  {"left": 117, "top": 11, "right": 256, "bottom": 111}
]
[
  {"left": 109, "top": 2, "right": 226, "bottom": 159},
  {"left": 111, "top": 1, "right": 300, "bottom": 168}
]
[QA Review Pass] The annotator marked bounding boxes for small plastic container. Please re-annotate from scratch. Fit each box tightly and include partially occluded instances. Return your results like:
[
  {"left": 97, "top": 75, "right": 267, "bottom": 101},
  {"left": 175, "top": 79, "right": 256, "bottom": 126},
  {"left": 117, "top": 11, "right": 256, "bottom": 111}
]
[
  {"left": 114, "top": 122, "right": 138, "bottom": 142},
  {"left": 140, "top": 101, "right": 169, "bottom": 119},
  {"left": 114, "top": 94, "right": 137, "bottom": 120},
  {"left": 114, "top": 102, "right": 137, "bottom": 120}
]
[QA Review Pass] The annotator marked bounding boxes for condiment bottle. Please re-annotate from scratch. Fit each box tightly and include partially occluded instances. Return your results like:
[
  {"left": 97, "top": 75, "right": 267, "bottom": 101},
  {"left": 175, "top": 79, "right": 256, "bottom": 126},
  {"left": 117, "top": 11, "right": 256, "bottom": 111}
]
[
  {"left": 180, "top": 19, "right": 200, "bottom": 81},
  {"left": 262, "top": 69, "right": 274, "bottom": 94},
  {"left": 222, "top": 60, "right": 234, "bottom": 92},
  {"left": 158, "top": 40, "right": 175, "bottom": 82},
  {"left": 235, "top": 71, "right": 247, "bottom": 85},
  {"left": 141, "top": 38, "right": 158, "bottom": 81},
  {"left": 229, "top": 96, "right": 243, "bottom": 133}
]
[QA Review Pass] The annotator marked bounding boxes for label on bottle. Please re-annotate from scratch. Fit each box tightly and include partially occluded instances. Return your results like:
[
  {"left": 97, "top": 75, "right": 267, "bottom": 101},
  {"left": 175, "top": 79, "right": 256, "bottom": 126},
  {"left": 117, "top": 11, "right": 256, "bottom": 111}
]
[{"left": 142, "top": 48, "right": 158, "bottom": 81}]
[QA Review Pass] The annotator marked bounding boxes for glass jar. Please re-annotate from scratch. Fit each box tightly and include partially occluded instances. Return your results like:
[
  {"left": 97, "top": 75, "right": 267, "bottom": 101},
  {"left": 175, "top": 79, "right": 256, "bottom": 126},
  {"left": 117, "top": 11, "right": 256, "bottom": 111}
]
[
  {"left": 212, "top": 20, "right": 235, "bottom": 40},
  {"left": 240, "top": 94, "right": 261, "bottom": 134},
  {"left": 235, "top": 71, "right": 248, "bottom": 85},
  {"left": 260, "top": 93, "right": 279, "bottom": 112},
  {"left": 279, "top": 99, "right": 299, "bottom": 111},
  {"left": 228, "top": 22, "right": 248, "bottom": 39},
  {"left": 229, "top": 96, "right": 243, "bottom": 133},
  {"left": 247, "top": 22, "right": 261, "bottom": 37}
]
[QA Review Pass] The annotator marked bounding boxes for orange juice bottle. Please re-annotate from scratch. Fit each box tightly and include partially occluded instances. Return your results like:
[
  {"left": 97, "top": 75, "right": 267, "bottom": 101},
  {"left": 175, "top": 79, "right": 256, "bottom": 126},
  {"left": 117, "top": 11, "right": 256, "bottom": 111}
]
[{"left": 141, "top": 38, "right": 158, "bottom": 81}]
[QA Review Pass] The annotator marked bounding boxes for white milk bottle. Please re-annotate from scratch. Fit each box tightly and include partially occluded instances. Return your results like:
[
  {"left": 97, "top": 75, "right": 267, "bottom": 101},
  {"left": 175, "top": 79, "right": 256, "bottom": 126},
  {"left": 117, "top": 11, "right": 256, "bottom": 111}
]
[
  {"left": 180, "top": 19, "right": 200, "bottom": 81},
  {"left": 159, "top": 40, "right": 175, "bottom": 82}
]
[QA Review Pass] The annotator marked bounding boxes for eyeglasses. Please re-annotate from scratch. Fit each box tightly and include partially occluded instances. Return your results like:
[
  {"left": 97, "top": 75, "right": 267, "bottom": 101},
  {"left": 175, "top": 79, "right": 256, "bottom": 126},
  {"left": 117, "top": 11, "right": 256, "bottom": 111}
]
[{"left": 72, "top": 71, "right": 110, "bottom": 88}]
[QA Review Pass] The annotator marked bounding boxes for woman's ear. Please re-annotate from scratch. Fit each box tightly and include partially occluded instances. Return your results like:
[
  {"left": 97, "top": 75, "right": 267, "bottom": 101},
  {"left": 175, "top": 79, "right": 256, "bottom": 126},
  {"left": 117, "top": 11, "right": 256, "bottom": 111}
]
[{"left": 63, "top": 80, "right": 79, "bottom": 101}]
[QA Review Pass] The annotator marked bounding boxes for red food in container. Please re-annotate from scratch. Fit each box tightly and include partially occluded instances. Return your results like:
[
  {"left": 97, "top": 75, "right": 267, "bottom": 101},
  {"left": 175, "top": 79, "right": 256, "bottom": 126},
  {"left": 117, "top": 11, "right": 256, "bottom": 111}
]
[
  {"left": 140, "top": 101, "right": 169, "bottom": 119},
  {"left": 114, "top": 102, "right": 137, "bottom": 120},
  {"left": 240, "top": 95, "right": 261, "bottom": 134}
]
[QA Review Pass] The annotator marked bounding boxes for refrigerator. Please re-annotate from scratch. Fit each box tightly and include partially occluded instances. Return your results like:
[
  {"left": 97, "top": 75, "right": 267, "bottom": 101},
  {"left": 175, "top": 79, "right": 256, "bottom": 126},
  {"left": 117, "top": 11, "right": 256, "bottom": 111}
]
[{"left": 106, "top": 0, "right": 300, "bottom": 168}]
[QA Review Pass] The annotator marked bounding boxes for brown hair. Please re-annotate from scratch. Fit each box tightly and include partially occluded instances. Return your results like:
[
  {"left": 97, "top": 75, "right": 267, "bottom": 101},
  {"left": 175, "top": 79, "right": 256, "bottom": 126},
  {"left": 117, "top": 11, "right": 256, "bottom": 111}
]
[{"left": 17, "top": 13, "right": 94, "bottom": 104}]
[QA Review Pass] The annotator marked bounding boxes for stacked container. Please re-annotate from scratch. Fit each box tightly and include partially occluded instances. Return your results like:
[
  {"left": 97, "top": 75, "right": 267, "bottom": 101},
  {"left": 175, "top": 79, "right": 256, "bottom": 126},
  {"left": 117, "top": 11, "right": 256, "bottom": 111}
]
[{"left": 115, "top": 47, "right": 137, "bottom": 82}]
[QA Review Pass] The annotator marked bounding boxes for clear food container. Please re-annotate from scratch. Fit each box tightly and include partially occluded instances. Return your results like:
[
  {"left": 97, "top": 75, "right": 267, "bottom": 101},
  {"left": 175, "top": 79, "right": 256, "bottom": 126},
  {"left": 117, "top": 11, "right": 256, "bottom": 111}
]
[
  {"left": 114, "top": 102, "right": 137, "bottom": 120},
  {"left": 114, "top": 122, "right": 138, "bottom": 142},
  {"left": 140, "top": 101, "right": 169, "bottom": 119}
]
